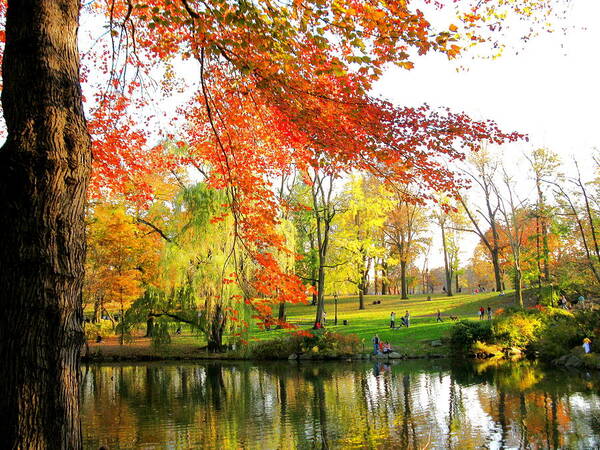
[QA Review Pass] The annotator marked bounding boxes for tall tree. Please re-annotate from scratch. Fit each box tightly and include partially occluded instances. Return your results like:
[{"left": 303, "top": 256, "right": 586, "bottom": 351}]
[
  {"left": 86, "top": 204, "right": 161, "bottom": 344},
  {"left": 433, "top": 201, "right": 466, "bottom": 297},
  {"left": 384, "top": 191, "right": 429, "bottom": 300},
  {"left": 307, "top": 166, "right": 340, "bottom": 327},
  {"left": 459, "top": 146, "right": 505, "bottom": 292},
  {"left": 336, "top": 175, "right": 392, "bottom": 309},
  {"left": 0, "top": 1, "right": 91, "bottom": 447},
  {"left": 526, "top": 148, "right": 560, "bottom": 288},
  {"left": 496, "top": 169, "right": 528, "bottom": 307}
]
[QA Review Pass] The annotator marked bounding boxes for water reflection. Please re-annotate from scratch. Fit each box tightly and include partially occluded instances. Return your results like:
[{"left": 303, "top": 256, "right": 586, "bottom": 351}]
[{"left": 81, "top": 359, "right": 600, "bottom": 449}]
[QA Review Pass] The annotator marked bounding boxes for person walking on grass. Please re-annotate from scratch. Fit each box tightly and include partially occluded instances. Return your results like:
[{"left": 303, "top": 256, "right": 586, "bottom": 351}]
[
  {"left": 390, "top": 311, "right": 396, "bottom": 329},
  {"left": 436, "top": 309, "right": 443, "bottom": 323},
  {"left": 403, "top": 310, "right": 410, "bottom": 328},
  {"left": 487, "top": 306, "right": 492, "bottom": 320},
  {"left": 479, "top": 306, "right": 485, "bottom": 320}
]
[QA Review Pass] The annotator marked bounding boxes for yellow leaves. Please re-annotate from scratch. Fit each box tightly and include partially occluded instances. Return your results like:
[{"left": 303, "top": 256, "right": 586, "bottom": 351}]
[{"left": 86, "top": 202, "right": 163, "bottom": 309}]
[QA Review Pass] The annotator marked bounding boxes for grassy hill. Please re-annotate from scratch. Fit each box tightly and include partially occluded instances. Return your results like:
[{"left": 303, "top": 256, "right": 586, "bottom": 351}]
[
  {"left": 251, "top": 290, "right": 520, "bottom": 357},
  {"left": 86, "top": 290, "right": 523, "bottom": 360}
]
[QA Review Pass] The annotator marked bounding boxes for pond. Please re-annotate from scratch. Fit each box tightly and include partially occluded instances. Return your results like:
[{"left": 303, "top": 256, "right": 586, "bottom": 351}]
[{"left": 81, "top": 359, "right": 600, "bottom": 449}]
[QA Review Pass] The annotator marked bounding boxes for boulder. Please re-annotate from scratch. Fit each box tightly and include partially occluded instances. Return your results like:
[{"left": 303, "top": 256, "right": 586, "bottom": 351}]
[
  {"left": 564, "top": 354, "right": 583, "bottom": 368},
  {"left": 388, "top": 352, "right": 402, "bottom": 359},
  {"left": 288, "top": 353, "right": 298, "bottom": 360},
  {"left": 430, "top": 340, "right": 443, "bottom": 347}
]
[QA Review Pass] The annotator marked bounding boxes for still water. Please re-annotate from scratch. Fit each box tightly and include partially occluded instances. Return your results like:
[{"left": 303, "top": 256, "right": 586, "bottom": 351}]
[{"left": 82, "top": 359, "right": 600, "bottom": 449}]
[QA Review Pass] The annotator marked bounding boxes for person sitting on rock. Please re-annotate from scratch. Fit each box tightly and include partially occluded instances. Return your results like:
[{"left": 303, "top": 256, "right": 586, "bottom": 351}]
[{"left": 382, "top": 342, "right": 392, "bottom": 354}]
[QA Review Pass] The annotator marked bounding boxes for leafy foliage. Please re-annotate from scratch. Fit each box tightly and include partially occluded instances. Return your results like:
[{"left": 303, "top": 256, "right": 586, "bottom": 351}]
[
  {"left": 449, "top": 320, "right": 493, "bottom": 351},
  {"left": 250, "top": 330, "right": 361, "bottom": 359}
]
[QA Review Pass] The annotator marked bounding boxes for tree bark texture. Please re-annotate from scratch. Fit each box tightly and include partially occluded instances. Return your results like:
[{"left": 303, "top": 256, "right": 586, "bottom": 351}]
[
  {"left": 0, "top": 1, "right": 90, "bottom": 448},
  {"left": 441, "top": 223, "right": 453, "bottom": 297},
  {"left": 400, "top": 260, "right": 408, "bottom": 300},
  {"left": 381, "top": 260, "right": 388, "bottom": 295}
]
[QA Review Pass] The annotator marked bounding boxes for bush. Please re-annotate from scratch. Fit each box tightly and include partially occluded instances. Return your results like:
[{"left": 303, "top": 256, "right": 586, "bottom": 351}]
[
  {"left": 249, "top": 336, "right": 299, "bottom": 359},
  {"left": 449, "top": 320, "right": 493, "bottom": 351},
  {"left": 84, "top": 320, "right": 114, "bottom": 341},
  {"left": 534, "top": 285, "right": 560, "bottom": 306},
  {"left": 574, "top": 309, "right": 600, "bottom": 340},
  {"left": 471, "top": 340, "right": 503, "bottom": 357},
  {"left": 249, "top": 330, "right": 361, "bottom": 359},
  {"left": 451, "top": 307, "right": 599, "bottom": 361},
  {"left": 493, "top": 310, "right": 542, "bottom": 349}
]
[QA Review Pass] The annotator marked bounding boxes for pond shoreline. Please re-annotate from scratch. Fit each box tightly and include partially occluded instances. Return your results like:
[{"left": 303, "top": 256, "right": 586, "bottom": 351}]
[
  {"left": 81, "top": 350, "right": 451, "bottom": 363},
  {"left": 82, "top": 342, "right": 451, "bottom": 363},
  {"left": 82, "top": 348, "right": 600, "bottom": 374}
]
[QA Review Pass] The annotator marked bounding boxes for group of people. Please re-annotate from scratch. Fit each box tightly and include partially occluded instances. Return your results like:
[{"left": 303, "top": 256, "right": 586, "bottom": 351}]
[
  {"left": 478, "top": 305, "right": 492, "bottom": 320},
  {"left": 390, "top": 311, "right": 410, "bottom": 328},
  {"left": 372, "top": 334, "right": 393, "bottom": 355},
  {"left": 559, "top": 294, "right": 587, "bottom": 310}
]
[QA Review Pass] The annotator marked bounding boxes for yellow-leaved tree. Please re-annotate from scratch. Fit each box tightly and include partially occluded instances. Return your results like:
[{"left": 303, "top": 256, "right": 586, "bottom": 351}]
[
  {"left": 86, "top": 203, "right": 162, "bottom": 344},
  {"left": 334, "top": 175, "right": 393, "bottom": 309}
]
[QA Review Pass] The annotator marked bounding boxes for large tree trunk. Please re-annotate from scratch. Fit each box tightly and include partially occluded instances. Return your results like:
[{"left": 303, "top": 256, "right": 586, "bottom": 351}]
[
  {"left": 400, "top": 260, "right": 408, "bottom": 300},
  {"left": 275, "top": 302, "right": 286, "bottom": 329},
  {"left": 441, "top": 224, "right": 453, "bottom": 297},
  {"left": 381, "top": 260, "right": 388, "bottom": 295},
  {"left": 358, "top": 288, "right": 365, "bottom": 310},
  {"left": 145, "top": 316, "right": 155, "bottom": 337},
  {"left": 357, "top": 255, "right": 367, "bottom": 310},
  {"left": 514, "top": 266, "right": 523, "bottom": 308},
  {"left": 491, "top": 249, "right": 503, "bottom": 292},
  {"left": 92, "top": 297, "right": 102, "bottom": 323},
  {"left": 207, "top": 305, "right": 225, "bottom": 352},
  {"left": 373, "top": 258, "right": 380, "bottom": 295},
  {"left": 0, "top": 1, "right": 90, "bottom": 448},
  {"left": 315, "top": 263, "right": 326, "bottom": 326}
]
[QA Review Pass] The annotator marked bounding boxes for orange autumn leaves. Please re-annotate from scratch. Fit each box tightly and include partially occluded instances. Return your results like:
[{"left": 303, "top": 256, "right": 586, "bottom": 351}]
[
  {"left": 85, "top": 204, "right": 162, "bottom": 314},
  {"left": 79, "top": 0, "right": 527, "bottom": 322},
  {"left": 0, "top": 0, "right": 544, "bottom": 323}
]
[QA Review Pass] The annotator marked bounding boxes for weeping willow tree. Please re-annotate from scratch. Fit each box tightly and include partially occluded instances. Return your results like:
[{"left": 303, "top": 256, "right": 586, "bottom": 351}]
[
  {"left": 131, "top": 181, "right": 252, "bottom": 351},
  {"left": 273, "top": 218, "right": 298, "bottom": 326}
]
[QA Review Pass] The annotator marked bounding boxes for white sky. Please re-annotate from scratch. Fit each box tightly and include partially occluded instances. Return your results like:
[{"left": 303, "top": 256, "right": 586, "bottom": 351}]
[{"left": 372, "top": 0, "right": 600, "bottom": 269}]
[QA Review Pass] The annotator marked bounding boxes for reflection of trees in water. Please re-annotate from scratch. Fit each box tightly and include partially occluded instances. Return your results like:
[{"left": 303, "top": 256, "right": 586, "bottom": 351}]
[{"left": 81, "top": 361, "right": 600, "bottom": 449}]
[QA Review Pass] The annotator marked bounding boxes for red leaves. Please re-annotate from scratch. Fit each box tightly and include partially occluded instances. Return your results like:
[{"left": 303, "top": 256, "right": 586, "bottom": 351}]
[{"left": 46, "top": 0, "right": 532, "bottom": 326}]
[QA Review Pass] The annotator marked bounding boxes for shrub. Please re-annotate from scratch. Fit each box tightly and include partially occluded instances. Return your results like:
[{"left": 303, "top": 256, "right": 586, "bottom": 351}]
[
  {"left": 574, "top": 310, "right": 600, "bottom": 340},
  {"left": 249, "top": 330, "right": 361, "bottom": 359},
  {"left": 84, "top": 320, "right": 114, "bottom": 341},
  {"left": 471, "top": 340, "right": 503, "bottom": 357},
  {"left": 449, "top": 320, "right": 493, "bottom": 351},
  {"left": 451, "top": 307, "right": 598, "bottom": 361},
  {"left": 533, "top": 285, "right": 560, "bottom": 307},
  {"left": 249, "top": 336, "right": 299, "bottom": 359},
  {"left": 493, "top": 310, "right": 541, "bottom": 348}
]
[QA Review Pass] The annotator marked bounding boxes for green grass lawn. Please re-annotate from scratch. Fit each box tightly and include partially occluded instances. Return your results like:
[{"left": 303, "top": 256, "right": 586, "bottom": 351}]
[
  {"left": 251, "top": 290, "right": 519, "bottom": 356},
  {"left": 88, "top": 290, "right": 523, "bottom": 359}
]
